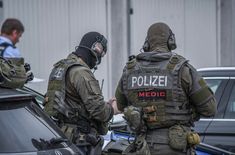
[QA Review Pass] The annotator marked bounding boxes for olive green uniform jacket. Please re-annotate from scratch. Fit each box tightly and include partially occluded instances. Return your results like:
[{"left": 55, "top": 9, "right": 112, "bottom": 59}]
[{"left": 65, "top": 54, "right": 113, "bottom": 132}]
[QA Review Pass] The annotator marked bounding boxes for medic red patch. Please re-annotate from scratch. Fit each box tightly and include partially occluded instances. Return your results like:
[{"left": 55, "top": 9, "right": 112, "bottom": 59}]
[{"left": 138, "top": 90, "right": 166, "bottom": 100}]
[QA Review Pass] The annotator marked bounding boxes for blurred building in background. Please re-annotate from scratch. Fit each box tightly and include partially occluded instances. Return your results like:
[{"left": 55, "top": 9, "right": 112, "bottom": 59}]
[{"left": 0, "top": 0, "right": 234, "bottom": 99}]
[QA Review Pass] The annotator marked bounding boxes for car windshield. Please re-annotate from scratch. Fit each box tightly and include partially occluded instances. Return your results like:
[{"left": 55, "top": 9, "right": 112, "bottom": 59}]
[{"left": 0, "top": 100, "right": 60, "bottom": 153}]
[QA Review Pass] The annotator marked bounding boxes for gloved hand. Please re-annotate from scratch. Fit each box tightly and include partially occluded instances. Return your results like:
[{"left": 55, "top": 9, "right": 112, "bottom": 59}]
[
  {"left": 24, "top": 63, "right": 31, "bottom": 72},
  {"left": 26, "top": 71, "right": 34, "bottom": 82},
  {"left": 24, "top": 63, "right": 34, "bottom": 82}
]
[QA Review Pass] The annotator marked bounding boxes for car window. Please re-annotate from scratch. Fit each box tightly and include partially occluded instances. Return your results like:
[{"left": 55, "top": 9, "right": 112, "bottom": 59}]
[
  {"left": 225, "top": 83, "right": 235, "bottom": 118},
  {"left": 204, "top": 79, "right": 222, "bottom": 94},
  {"left": 0, "top": 100, "right": 58, "bottom": 153}
]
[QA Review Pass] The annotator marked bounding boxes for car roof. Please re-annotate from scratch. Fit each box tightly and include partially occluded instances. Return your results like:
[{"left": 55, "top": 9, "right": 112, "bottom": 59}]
[
  {"left": 0, "top": 87, "right": 34, "bottom": 102},
  {"left": 197, "top": 67, "right": 235, "bottom": 77}
]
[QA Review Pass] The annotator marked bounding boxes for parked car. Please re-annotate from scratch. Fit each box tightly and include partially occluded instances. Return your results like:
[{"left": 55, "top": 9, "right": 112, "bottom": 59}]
[
  {"left": 0, "top": 87, "right": 81, "bottom": 155},
  {"left": 194, "top": 67, "right": 235, "bottom": 152},
  {"left": 102, "top": 130, "right": 234, "bottom": 155}
]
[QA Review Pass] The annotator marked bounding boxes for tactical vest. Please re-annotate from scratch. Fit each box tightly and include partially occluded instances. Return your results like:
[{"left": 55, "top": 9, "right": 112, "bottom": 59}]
[
  {"left": 123, "top": 53, "right": 191, "bottom": 129},
  {"left": 44, "top": 57, "right": 87, "bottom": 118},
  {"left": 0, "top": 43, "right": 27, "bottom": 88}
]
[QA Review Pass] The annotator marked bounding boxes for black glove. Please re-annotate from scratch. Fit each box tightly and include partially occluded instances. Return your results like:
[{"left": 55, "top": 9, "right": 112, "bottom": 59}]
[
  {"left": 24, "top": 63, "right": 31, "bottom": 72},
  {"left": 26, "top": 71, "right": 34, "bottom": 82},
  {"left": 24, "top": 63, "right": 34, "bottom": 82}
]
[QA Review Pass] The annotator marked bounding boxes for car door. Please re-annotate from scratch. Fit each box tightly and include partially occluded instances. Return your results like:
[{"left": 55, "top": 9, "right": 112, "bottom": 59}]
[
  {"left": 194, "top": 77, "right": 229, "bottom": 144},
  {"left": 203, "top": 78, "right": 235, "bottom": 152}
]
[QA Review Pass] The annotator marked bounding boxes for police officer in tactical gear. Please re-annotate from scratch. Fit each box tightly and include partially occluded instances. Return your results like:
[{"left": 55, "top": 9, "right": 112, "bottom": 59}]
[
  {"left": 44, "top": 32, "right": 119, "bottom": 155},
  {"left": 115, "top": 22, "right": 217, "bottom": 155}
]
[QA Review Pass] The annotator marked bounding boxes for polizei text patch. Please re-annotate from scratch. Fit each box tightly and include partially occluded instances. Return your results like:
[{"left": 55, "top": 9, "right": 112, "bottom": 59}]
[{"left": 127, "top": 73, "right": 172, "bottom": 89}]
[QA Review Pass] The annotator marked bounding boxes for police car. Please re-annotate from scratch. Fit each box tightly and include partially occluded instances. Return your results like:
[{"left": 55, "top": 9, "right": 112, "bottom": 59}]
[{"left": 0, "top": 87, "right": 80, "bottom": 155}]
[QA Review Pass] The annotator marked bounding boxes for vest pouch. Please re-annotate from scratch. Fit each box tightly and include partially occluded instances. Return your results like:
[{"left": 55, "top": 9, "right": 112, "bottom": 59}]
[
  {"left": 61, "top": 124, "right": 76, "bottom": 142},
  {"left": 0, "top": 57, "right": 27, "bottom": 88},
  {"left": 187, "top": 131, "right": 200, "bottom": 146},
  {"left": 168, "top": 125, "right": 187, "bottom": 151},
  {"left": 123, "top": 106, "right": 146, "bottom": 133}
]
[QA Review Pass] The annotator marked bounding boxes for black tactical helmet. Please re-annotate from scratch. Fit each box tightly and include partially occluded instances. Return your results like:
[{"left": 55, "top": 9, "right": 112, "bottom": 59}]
[{"left": 143, "top": 22, "right": 176, "bottom": 52}]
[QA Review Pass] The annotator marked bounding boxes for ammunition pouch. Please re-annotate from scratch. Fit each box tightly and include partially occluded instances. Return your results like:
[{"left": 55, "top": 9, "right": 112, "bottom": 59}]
[
  {"left": 168, "top": 125, "right": 200, "bottom": 151},
  {"left": 169, "top": 125, "right": 187, "bottom": 151},
  {"left": 143, "top": 105, "right": 156, "bottom": 113},
  {"left": 142, "top": 105, "right": 159, "bottom": 124}
]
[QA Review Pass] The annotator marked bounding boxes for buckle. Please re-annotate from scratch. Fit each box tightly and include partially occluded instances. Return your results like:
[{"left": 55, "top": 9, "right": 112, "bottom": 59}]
[{"left": 78, "top": 133, "right": 86, "bottom": 142}]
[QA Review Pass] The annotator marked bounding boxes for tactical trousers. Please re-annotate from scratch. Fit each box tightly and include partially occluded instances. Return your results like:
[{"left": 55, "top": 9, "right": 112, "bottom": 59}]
[{"left": 146, "top": 128, "right": 195, "bottom": 155}]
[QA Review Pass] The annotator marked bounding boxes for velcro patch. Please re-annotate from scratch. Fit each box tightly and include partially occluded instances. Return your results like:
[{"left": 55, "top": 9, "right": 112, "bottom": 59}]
[
  {"left": 50, "top": 67, "right": 65, "bottom": 80},
  {"left": 138, "top": 90, "right": 166, "bottom": 100}
]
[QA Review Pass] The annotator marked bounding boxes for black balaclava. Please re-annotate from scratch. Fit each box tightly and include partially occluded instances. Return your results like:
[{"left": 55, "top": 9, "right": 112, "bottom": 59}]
[{"left": 73, "top": 32, "right": 104, "bottom": 69}]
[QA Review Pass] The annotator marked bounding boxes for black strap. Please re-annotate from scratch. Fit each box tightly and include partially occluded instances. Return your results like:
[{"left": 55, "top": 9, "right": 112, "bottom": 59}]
[{"left": 0, "top": 42, "right": 15, "bottom": 57}]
